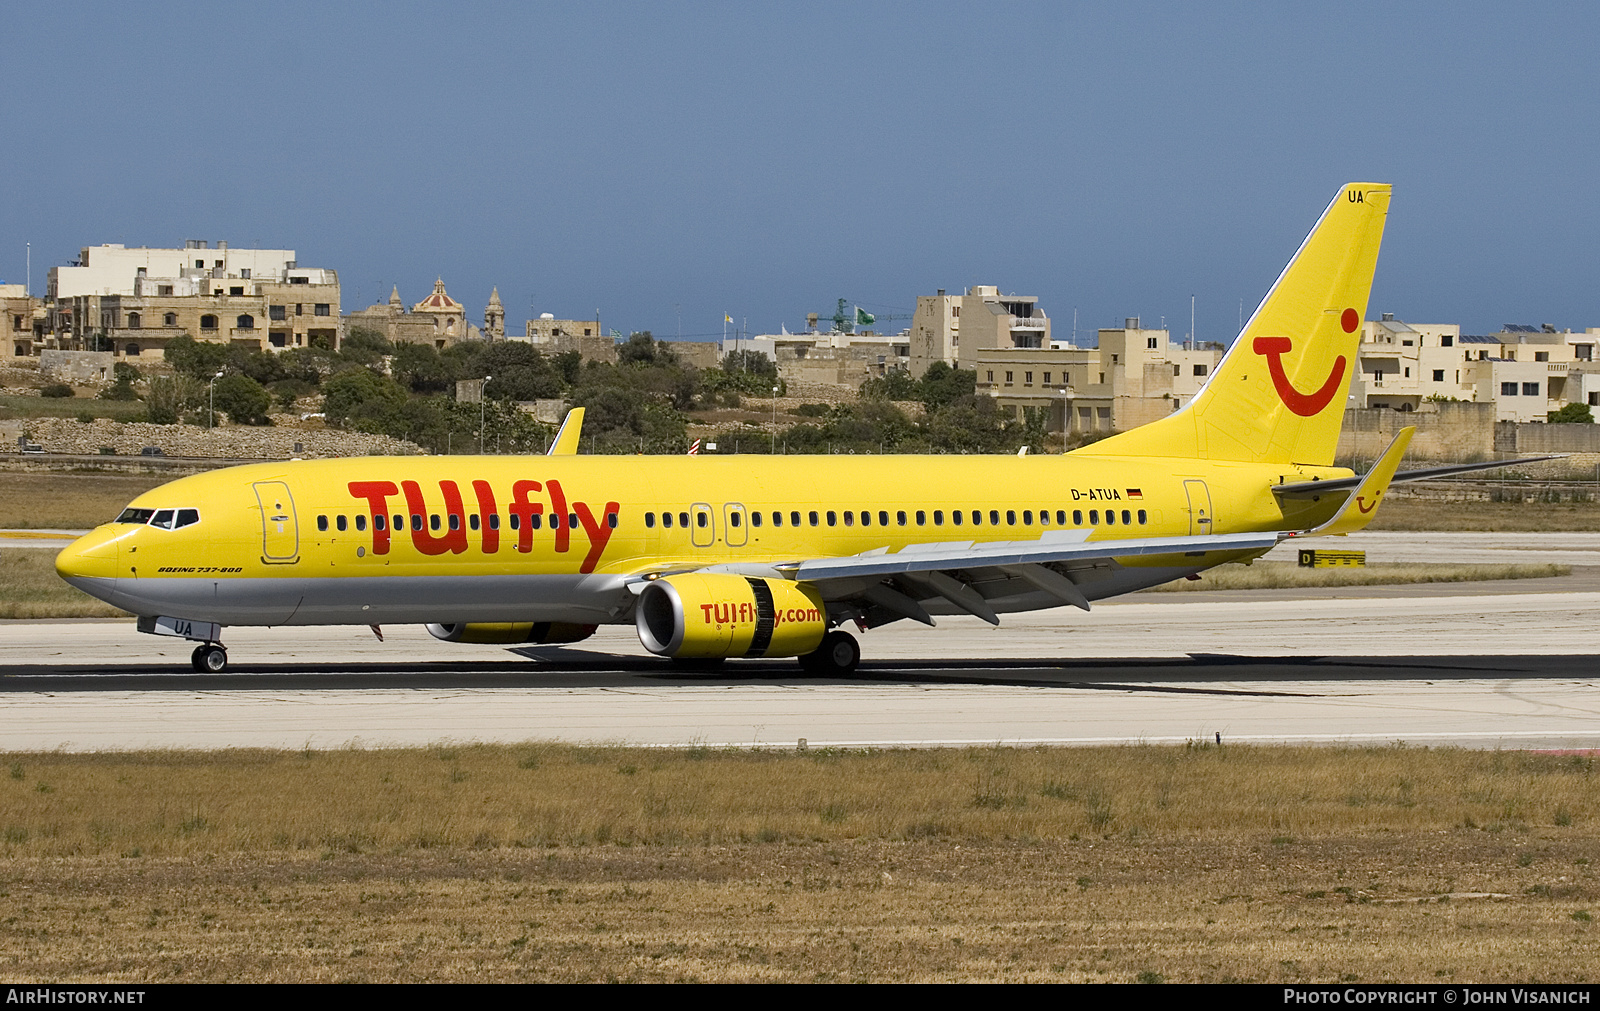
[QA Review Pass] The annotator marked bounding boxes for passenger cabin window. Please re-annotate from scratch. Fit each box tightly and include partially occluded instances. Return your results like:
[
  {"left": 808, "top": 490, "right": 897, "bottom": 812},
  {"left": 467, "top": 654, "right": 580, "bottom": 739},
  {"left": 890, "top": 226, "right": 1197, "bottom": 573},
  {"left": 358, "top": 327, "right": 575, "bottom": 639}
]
[
  {"left": 374, "top": 514, "right": 387, "bottom": 531},
  {"left": 933, "top": 510, "right": 943, "bottom": 525},
  {"left": 645, "top": 512, "right": 656, "bottom": 528},
  {"left": 792, "top": 511, "right": 802, "bottom": 526},
  {"left": 356, "top": 515, "right": 367, "bottom": 531},
  {"left": 878, "top": 510, "right": 889, "bottom": 526},
  {"left": 679, "top": 512, "right": 689, "bottom": 527},
  {"left": 696, "top": 512, "right": 707, "bottom": 528},
  {"left": 771, "top": 512, "right": 782, "bottom": 527},
  {"left": 393, "top": 514, "right": 403, "bottom": 531},
  {"left": 661, "top": 513, "right": 671, "bottom": 528},
  {"left": 1073, "top": 510, "right": 1082, "bottom": 525},
  {"left": 843, "top": 511, "right": 854, "bottom": 526},
  {"left": 989, "top": 510, "right": 1000, "bottom": 525},
  {"left": 317, "top": 515, "right": 328, "bottom": 532},
  {"left": 1006, "top": 510, "right": 1016, "bottom": 525},
  {"left": 488, "top": 515, "right": 499, "bottom": 530},
  {"left": 1089, "top": 510, "right": 1099, "bottom": 524},
  {"left": 751, "top": 512, "right": 761, "bottom": 527},
  {"left": 972, "top": 511, "right": 982, "bottom": 526},
  {"left": 336, "top": 515, "right": 347, "bottom": 532},
  {"left": 826, "top": 511, "right": 837, "bottom": 527}
]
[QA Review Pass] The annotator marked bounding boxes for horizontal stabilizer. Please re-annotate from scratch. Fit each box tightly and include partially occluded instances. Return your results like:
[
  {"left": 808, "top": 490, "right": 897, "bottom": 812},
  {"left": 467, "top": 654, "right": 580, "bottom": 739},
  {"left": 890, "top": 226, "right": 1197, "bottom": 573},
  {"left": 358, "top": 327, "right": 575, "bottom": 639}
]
[{"left": 1274, "top": 454, "right": 1566, "bottom": 497}]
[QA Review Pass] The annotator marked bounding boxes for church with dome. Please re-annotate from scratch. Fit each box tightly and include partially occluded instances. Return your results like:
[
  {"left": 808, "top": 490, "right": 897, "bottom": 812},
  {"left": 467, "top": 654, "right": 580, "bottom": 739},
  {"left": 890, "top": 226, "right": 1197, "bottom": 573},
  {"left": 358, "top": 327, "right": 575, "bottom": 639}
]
[{"left": 343, "top": 279, "right": 505, "bottom": 348}]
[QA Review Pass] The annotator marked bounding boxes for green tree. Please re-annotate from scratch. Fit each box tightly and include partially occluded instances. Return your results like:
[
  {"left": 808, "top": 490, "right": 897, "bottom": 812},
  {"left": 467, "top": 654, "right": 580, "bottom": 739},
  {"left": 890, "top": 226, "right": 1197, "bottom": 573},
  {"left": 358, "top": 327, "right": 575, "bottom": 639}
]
[
  {"left": 144, "top": 375, "right": 203, "bottom": 425},
  {"left": 322, "top": 369, "right": 407, "bottom": 427},
  {"left": 212, "top": 374, "right": 274, "bottom": 425},
  {"left": 1548, "top": 403, "right": 1594, "bottom": 423},
  {"left": 917, "top": 361, "right": 976, "bottom": 409},
  {"left": 341, "top": 326, "right": 393, "bottom": 367},
  {"left": 617, "top": 331, "right": 677, "bottom": 367},
  {"left": 860, "top": 367, "right": 917, "bottom": 401},
  {"left": 162, "top": 334, "right": 233, "bottom": 380},
  {"left": 392, "top": 342, "right": 454, "bottom": 394}
]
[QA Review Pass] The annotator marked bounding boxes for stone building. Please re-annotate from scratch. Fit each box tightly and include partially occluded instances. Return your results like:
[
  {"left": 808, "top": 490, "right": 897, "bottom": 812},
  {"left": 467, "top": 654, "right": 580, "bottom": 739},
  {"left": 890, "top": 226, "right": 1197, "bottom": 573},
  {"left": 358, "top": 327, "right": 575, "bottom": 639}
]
[
  {"left": 3, "top": 284, "right": 46, "bottom": 356},
  {"left": 909, "top": 284, "right": 1051, "bottom": 377},
  {"left": 1347, "top": 315, "right": 1600, "bottom": 422},
  {"left": 522, "top": 313, "right": 615, "bottom": 363},
  {"left": 38, "top": 241, "right": 339, "bottom": 357},
  {"left": 973, "top": 319, "right": 1222, "bottom": 434},
  {"left": 343, "top": 279, "right": 482, "bottom": 349}
]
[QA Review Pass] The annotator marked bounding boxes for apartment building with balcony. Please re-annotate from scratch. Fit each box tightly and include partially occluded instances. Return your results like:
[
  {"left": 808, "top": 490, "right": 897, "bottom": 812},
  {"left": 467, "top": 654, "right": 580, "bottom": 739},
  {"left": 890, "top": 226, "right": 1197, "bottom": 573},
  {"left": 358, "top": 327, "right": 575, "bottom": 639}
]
[
  {"left": 40, "top": 241, "right": 340, "bottom": 357},
  {"left": 909, "top": 284, "right": 1051, "bottom": 376},
  {"left": 973, "top": 318, "right": 1224, "bottom": 434},
  {"left": 1350, "top": 315, "right": 1600, "bottom": 422}
]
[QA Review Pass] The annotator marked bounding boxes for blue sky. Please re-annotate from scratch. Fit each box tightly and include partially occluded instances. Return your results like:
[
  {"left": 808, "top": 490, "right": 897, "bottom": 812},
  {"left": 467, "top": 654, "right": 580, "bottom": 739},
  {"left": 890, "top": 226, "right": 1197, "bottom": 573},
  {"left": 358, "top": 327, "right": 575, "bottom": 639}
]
[{"left": 4, "top": 1, "right": 1595, "bottom": 343}]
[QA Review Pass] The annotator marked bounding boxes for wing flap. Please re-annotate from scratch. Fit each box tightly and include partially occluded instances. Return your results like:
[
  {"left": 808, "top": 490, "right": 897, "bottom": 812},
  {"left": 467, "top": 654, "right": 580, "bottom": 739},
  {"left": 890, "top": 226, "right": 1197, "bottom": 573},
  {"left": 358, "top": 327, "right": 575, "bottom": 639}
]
[{"left": 791, "top": 530, "right": 1280, "bottom": 582}]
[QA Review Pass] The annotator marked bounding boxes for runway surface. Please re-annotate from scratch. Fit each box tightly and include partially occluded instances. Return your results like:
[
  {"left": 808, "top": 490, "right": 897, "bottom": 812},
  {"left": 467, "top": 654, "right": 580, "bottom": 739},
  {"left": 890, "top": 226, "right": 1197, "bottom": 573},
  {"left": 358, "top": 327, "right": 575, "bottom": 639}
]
[{"left": 3, "top": 575, "right": 1598, "bottom": 752}]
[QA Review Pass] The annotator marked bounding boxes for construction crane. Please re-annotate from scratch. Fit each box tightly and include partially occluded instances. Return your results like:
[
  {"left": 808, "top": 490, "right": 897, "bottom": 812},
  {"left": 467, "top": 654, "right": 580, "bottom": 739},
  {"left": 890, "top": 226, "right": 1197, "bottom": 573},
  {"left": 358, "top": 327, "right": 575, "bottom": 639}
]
[{"left": 807, "top": 298, "right": 913, "bottom": 334}]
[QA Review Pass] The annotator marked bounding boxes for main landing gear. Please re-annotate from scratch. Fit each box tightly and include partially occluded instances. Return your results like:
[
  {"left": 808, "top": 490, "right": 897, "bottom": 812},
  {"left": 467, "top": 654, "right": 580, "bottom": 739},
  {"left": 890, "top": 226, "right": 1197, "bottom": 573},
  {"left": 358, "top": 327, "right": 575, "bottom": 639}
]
[
  {"left": 799, "top": 630, "right": 860, "bottom": 676},
  {"left": 190, "top": 643, "right": 228, "bottom": 673}
]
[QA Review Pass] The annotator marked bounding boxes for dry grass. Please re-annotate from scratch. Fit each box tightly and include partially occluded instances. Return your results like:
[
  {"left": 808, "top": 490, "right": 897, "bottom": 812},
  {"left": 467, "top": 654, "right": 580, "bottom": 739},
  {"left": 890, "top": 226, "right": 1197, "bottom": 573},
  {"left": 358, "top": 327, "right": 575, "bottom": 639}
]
[
  {"left": 1371, "top": 496, "right": 1600, "bottom": 531},
  {"left": 0, "top": 471, "right": 168, "bottom": 529},
  {"left": 0, "top": 744, "right": 1595, "bottom": 982},
  {"left": 0, "top": 394, "right": 150, "bottom": 422},
  {"left": 1149, "top": 561, "right": 1569, "bottom": 592},
  {"left": 0, "top": 547, "right": 127, "bottom": 618},
  {"left": 1, "top": 743, "right": 1591, "bottom": 857}
]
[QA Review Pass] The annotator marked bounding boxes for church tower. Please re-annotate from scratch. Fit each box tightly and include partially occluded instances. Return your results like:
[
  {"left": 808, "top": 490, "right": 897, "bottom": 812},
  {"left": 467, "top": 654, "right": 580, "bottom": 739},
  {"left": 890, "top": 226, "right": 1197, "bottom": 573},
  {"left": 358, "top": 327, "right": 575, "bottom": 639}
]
[{"left": 485, "top": 287, "right": 505, "bottom": 340}]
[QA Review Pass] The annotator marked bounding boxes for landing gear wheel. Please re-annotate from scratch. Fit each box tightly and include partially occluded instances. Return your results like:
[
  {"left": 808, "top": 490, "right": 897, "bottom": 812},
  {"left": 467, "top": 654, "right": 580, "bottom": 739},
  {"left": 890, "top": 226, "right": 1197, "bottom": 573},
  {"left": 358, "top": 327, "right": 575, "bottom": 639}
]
[
  {"left": 799, "top": 630, "right": 860, "bottom": 675},
  {"left": 191, "top": 644, "right": 228, "bottom": 673}
]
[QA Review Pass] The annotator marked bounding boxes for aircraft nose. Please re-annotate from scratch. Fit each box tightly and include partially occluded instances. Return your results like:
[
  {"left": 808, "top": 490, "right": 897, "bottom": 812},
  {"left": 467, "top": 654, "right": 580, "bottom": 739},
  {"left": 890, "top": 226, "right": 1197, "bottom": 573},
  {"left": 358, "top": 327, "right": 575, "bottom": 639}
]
[{"left": 56, "top": 527, "right": 120, "bottom": 583}]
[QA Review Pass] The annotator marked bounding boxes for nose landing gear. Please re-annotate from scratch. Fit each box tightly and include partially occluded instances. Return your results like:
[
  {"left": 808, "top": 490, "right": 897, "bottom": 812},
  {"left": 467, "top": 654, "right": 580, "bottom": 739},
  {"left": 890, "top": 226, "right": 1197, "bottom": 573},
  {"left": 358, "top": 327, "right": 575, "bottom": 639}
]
[{"left": 190, "top": 643, "right": 228, "bottom": 673}]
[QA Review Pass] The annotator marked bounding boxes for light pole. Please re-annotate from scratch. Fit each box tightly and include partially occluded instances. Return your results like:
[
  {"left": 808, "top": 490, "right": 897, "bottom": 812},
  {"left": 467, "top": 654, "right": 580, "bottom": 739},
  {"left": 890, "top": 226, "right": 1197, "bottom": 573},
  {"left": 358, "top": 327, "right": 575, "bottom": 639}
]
[
  {"left": 209, "top": 370, "right": 224, "bottom": 429},
  {"left": 479, "top": 375, "right": 491, "bottom": 454},
  {"left": 771, "top": 385, "right": 779, "bottom": 454}
]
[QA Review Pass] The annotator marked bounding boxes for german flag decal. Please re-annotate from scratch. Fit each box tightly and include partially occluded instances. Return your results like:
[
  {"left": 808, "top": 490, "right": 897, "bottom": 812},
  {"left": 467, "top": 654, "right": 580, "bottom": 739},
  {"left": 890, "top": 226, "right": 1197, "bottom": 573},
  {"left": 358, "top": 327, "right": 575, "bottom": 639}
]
[{"left": 1126, "top": 489, "right": 1144, "bottom": 499}]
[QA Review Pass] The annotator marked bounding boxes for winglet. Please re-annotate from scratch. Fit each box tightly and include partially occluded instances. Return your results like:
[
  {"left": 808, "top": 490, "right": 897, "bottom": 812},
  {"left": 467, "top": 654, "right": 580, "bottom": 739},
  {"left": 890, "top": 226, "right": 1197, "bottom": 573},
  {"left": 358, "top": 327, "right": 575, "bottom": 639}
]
[
  {"left": 1300, "top": 426, "right": 1413, "bottom": 536},
  {"left": 547, "top": 408, "right": 585, "bottom": 456}
]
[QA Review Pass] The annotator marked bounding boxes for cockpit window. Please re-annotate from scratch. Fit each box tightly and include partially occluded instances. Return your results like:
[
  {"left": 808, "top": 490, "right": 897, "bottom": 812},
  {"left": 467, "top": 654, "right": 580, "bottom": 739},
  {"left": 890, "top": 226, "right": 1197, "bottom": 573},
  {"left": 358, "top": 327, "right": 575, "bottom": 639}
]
[
  {"left": 175, "top": 508, "right": 200, "bottom": 529},
  {"left": 116, "top": 508, "right": 154, "bottom": 524},
  {"left": 149, "top": 509, "right": 176, "bottom": 530}
]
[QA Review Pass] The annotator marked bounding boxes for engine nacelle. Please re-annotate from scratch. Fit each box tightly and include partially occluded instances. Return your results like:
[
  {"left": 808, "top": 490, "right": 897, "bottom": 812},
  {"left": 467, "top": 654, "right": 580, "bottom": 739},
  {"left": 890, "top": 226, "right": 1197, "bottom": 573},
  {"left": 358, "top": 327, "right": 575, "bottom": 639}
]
[
  {"left": 425, "top": 621, "right": 598, "bottom": 645},
  {"left": 636, "top": 573, "right": 827, "bottom": 659}
]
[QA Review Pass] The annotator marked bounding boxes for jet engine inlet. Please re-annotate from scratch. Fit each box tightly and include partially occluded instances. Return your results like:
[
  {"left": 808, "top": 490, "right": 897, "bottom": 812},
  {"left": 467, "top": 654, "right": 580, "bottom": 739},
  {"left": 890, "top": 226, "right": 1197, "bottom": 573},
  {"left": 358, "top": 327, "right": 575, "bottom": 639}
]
[{"left": 635, "top": 573, "right": 826, "bottom": 659}]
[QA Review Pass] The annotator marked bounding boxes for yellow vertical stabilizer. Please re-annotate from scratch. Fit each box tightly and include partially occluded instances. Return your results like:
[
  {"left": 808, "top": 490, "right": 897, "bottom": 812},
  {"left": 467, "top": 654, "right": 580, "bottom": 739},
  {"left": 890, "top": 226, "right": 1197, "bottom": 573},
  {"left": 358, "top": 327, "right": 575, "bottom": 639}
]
[{"left": 1079, "top": 182, "right": 1391, "bottom": 466}]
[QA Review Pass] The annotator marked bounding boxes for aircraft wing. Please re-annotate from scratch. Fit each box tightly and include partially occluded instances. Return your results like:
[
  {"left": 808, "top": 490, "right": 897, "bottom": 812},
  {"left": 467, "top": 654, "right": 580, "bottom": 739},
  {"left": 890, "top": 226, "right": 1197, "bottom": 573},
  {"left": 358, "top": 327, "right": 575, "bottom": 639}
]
[{"left": 768, "top": 528, "right": 1280, "bottom": 626}]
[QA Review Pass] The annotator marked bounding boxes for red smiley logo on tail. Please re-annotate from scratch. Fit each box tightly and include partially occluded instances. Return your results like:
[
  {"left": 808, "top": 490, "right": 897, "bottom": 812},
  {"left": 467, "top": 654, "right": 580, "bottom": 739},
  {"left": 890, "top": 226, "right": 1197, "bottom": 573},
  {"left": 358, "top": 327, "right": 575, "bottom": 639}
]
[{"left": 1252, "top": 309, "right": 1358, "bottom": 418}]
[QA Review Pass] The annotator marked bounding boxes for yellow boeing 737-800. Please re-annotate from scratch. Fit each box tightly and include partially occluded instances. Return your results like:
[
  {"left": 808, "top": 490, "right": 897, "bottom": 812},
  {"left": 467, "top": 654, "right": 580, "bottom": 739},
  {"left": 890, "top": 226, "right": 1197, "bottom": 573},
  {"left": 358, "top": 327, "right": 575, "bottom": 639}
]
[{"left": 54, "top": 183, "right": 1525, "bottom": 674}]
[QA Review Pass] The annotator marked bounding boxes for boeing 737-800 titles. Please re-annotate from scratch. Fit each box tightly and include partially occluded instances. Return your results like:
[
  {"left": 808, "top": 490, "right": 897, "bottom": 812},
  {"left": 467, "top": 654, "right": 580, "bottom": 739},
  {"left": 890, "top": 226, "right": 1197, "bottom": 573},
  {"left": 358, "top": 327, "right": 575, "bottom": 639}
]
[{"left": 54, "top": 183, "right": 1537, "bottom": 673}]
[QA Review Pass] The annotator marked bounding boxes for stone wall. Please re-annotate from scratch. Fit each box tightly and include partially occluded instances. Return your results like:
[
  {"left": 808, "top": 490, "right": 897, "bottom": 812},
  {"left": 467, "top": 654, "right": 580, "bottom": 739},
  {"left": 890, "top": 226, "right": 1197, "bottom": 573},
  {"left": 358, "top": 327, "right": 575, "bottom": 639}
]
[
  {"left": 2, "top": 418, "right": 422, "bottom": 459},
  {"left": 38, "top": 350, "right": 115, "bottom": 384}
]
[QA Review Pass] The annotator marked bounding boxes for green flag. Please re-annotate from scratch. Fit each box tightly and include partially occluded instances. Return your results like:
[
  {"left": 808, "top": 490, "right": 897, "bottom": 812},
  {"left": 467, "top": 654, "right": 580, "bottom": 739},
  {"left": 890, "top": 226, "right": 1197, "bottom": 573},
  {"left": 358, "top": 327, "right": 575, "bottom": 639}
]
[{"left": 855, "top": 307, "right": 875, "bottom": 326}]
